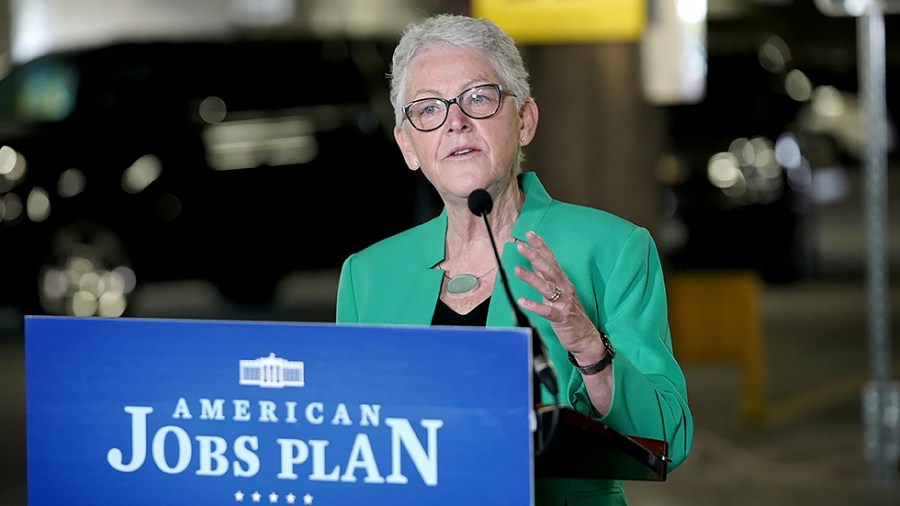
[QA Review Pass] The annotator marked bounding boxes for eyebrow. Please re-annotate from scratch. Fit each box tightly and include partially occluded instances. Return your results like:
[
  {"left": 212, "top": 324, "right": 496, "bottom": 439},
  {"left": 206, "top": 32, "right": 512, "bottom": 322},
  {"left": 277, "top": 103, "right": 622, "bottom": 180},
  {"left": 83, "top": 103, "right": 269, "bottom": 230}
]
[{"left": 408, "top": 80, "right": 494, "bottom": 101}]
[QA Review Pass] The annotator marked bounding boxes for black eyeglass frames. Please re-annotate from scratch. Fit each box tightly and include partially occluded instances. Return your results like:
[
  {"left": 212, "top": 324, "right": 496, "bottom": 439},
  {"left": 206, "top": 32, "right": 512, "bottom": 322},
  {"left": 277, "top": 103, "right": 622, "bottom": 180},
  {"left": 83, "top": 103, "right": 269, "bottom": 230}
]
[{"left": 402, "top": 84, "right": 515, "bottom": 132}]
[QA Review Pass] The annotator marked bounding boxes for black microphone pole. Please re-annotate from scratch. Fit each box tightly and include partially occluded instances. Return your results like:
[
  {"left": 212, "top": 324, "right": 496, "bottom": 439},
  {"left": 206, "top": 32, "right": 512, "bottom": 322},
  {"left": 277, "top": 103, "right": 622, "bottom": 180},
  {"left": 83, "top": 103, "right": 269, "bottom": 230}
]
[{"left": 467, "top": 189, "right": 559, "bottom": 400}]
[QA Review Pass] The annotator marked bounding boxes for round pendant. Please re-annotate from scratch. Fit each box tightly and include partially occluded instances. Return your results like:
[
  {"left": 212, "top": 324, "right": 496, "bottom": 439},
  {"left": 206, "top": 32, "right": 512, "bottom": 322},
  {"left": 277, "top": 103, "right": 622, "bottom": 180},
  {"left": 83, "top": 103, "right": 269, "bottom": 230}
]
[{"left": 447, "top": 274, "right": 478, "bottom": 294}]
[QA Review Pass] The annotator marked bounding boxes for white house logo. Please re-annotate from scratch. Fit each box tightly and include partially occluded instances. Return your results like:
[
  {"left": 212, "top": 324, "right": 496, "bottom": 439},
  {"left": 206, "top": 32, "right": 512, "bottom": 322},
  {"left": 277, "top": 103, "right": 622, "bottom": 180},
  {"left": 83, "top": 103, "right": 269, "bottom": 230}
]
[{"left": 239, "top": 353, "right": 304, "bottom": 388}]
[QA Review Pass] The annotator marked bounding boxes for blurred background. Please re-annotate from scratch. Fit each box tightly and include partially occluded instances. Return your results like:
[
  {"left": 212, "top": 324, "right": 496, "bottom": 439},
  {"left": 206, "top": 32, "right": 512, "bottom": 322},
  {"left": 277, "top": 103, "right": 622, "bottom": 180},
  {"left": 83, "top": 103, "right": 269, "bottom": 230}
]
[{"left": 1, "top": 0, "right": 899, "bottom": 504}]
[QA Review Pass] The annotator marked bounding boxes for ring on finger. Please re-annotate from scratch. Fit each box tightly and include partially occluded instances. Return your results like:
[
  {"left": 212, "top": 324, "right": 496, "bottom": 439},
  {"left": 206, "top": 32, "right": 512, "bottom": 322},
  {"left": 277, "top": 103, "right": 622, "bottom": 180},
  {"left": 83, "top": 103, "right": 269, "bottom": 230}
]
[{"left": 548, "top": 285, "right": 562, "bottom": 302}]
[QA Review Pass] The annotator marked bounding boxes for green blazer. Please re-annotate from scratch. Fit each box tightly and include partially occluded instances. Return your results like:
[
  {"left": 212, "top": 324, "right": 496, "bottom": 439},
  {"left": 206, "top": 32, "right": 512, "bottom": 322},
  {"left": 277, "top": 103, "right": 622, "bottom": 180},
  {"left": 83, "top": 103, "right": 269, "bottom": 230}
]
[{"left": 337, "top": 172, "right": 692, "bottom": 505}]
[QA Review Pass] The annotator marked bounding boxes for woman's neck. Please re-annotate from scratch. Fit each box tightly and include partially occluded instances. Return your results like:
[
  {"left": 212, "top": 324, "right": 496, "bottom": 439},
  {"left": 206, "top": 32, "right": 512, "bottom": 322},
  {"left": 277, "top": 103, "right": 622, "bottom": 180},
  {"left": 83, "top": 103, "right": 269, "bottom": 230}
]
[{"left": 442, "top": 185, "right": 523, "bottom": 265}]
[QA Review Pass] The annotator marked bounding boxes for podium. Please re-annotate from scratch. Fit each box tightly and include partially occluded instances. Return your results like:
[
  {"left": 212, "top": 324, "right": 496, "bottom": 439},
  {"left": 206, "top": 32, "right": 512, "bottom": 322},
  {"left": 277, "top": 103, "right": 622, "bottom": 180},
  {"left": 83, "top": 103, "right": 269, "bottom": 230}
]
[
  {"left": 534, "top": 405, "right": 669, "bottom": 481},
  {"left": 25, "top": 316, "right": 667, "bottom": 506}
]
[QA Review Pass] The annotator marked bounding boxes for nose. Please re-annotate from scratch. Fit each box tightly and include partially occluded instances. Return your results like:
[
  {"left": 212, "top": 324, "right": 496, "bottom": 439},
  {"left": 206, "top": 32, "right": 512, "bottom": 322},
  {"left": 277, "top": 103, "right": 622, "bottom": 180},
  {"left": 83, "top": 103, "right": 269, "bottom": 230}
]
[{"left": 445, "top": 101, "right": 470, "bottom": 131}]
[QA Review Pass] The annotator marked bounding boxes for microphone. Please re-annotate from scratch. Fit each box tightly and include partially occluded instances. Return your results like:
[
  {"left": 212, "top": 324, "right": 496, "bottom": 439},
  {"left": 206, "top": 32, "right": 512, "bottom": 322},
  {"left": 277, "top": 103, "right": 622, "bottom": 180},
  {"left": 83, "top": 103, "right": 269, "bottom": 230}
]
[{"left": 468, "top": 189, "right": 559, "bottom": 397}]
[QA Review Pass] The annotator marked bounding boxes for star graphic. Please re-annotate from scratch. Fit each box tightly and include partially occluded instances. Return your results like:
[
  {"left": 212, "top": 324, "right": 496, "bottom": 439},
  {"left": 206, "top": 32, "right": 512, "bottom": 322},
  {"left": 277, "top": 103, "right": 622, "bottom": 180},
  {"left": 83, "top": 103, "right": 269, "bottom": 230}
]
[
  {"left": 252, "top": 491, "right": 262, "bottom": 503},
  {"left": 286, "top": 493, "right": 297, "bottom": 504},
  {"left": 269, "top": 492, "right": 279, "bottom": 503},
  {"left": 235, "top": 491, "right": 245, "bottom": 502},
  {"left": 303, "top": 493, "right": 313, "bottom": 505}
]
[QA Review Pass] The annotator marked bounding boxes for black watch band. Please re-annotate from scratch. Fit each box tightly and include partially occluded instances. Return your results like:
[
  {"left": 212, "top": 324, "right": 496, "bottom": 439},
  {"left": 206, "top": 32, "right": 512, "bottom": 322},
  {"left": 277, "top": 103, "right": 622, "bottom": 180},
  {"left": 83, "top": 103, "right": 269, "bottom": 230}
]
[{"left": 567, "top": 332, "right": 615, "bottom": 375}]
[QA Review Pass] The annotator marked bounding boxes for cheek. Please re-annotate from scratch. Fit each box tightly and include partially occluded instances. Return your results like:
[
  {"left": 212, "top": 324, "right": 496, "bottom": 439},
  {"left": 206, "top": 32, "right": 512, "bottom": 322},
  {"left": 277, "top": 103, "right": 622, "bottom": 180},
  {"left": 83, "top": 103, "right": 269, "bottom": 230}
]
[
  {"left": 494, "top": 115, "right": 522, "bottom": 146},
  {"left": 400, "top": 137, "right": 430, "bottom": 167},
  {"left": 412, "top": 135, "right": 440, "bottom": 157},
  {"left": 487, "top": 128, "right": 520, "bottom": 162}
]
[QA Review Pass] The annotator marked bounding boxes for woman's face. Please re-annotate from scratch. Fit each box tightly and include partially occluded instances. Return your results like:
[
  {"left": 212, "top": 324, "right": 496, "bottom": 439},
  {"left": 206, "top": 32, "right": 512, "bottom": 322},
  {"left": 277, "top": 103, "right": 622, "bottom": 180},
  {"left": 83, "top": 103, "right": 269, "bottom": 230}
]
[{"left": 394, "top": 46, "right": 537, "bottom": 204}]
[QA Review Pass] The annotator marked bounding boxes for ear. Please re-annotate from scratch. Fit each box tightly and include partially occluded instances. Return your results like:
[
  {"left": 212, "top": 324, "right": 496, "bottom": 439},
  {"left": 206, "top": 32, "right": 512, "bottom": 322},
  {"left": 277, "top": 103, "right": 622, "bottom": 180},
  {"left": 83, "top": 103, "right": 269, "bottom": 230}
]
[
  {"left": 394, "top": 124, "right": 420, "bottom": 171},
  {"left": 518, "top": 98, "right": 539, "bottom": 146}
]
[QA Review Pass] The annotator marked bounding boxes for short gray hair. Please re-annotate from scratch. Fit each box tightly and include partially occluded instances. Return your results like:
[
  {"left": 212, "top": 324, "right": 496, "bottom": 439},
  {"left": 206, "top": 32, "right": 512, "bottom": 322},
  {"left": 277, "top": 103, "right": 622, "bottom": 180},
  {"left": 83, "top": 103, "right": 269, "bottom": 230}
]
[{"left": 389, "top": 14, "right": 531, "bottom": 127}]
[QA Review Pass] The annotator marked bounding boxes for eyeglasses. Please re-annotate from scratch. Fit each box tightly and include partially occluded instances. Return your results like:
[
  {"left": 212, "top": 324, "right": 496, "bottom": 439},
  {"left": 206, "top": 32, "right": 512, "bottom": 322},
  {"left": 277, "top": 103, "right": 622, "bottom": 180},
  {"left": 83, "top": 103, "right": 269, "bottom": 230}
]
[{"left": 402, "top": 84, "right": 514, "bottom": 132}]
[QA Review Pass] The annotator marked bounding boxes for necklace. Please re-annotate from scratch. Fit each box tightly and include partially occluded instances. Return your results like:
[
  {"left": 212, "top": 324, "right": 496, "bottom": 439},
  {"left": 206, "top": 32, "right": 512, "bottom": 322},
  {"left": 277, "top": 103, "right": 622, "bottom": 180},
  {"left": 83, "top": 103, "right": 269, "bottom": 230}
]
[{"left": 444, "top": 265, "right": 498, "bottom": 294}]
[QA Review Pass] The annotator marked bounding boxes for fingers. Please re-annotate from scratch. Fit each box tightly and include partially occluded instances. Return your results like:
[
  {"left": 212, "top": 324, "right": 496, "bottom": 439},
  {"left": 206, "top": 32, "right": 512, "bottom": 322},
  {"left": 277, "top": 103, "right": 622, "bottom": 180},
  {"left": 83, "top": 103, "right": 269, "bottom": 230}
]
[
  {"left": 514, "top": 263, "right": 548, "bottom": 291},
  {"left": 514, "top": 231, "right": 596, "bottom": 350},
  {"left": 515, "top": 230, "right": 568, "bottom": 309},
  {"left": 516, "top": 230, "right": 556, "bottom": 278},
  {"left": 517, "top": 294, "right": 553, "bottom": 318},
  {"left": 547, "top": 285, "right": 562, "bottom": 302}
]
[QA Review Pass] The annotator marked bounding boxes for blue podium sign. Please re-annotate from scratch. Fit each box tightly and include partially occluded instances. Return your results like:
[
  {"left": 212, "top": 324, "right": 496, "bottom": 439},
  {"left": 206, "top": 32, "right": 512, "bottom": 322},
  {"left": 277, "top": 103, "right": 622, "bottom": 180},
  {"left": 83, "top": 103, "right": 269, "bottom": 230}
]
[{"left": 25, "top": 316, "right": 535, "bottom": 505}]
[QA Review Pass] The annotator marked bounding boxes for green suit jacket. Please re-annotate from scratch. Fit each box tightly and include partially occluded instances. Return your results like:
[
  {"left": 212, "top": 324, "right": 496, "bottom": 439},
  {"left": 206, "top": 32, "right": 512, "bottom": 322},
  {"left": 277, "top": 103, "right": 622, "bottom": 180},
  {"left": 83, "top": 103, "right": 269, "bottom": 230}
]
[{"left": 337, "top": 172, "right": 692, "bottom": 505}]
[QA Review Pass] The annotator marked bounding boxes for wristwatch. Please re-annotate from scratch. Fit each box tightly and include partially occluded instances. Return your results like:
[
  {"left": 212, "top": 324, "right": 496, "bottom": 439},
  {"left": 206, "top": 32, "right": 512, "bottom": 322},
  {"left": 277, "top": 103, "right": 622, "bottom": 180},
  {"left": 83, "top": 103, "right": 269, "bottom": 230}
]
[{"left": 567, "top": 332, "right": 615, "bottom": 375}]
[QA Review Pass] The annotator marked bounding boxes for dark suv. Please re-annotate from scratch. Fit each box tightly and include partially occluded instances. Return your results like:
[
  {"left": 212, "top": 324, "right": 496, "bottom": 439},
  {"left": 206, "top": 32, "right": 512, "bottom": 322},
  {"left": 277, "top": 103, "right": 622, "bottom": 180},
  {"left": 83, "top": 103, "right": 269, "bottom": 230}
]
[{"left": 0, "top": 38, "right": 429, "bottom": 317}]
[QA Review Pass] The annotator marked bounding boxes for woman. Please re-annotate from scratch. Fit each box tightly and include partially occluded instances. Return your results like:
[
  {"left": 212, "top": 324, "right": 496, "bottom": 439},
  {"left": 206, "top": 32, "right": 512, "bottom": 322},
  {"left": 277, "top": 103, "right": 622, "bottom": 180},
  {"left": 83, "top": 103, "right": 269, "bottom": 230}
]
[{"left": 336, "top": 13, "right": 692, "bottom": 505}]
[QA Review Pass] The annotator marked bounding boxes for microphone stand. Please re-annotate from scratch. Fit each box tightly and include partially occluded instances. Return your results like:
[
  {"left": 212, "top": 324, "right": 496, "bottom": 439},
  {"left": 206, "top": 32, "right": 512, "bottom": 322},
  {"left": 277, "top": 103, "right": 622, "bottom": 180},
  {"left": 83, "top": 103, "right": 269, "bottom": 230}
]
[{"left": 468, "top": 190, "right": 561, "bottom": 456}]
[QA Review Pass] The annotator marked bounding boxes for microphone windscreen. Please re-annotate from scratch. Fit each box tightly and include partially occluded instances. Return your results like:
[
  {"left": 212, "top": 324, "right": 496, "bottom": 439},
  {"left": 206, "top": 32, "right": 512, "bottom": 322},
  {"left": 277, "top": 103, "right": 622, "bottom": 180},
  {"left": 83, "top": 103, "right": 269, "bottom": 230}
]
[{"left": 467, "top": 189, "right": 494, "bottom": 217}]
